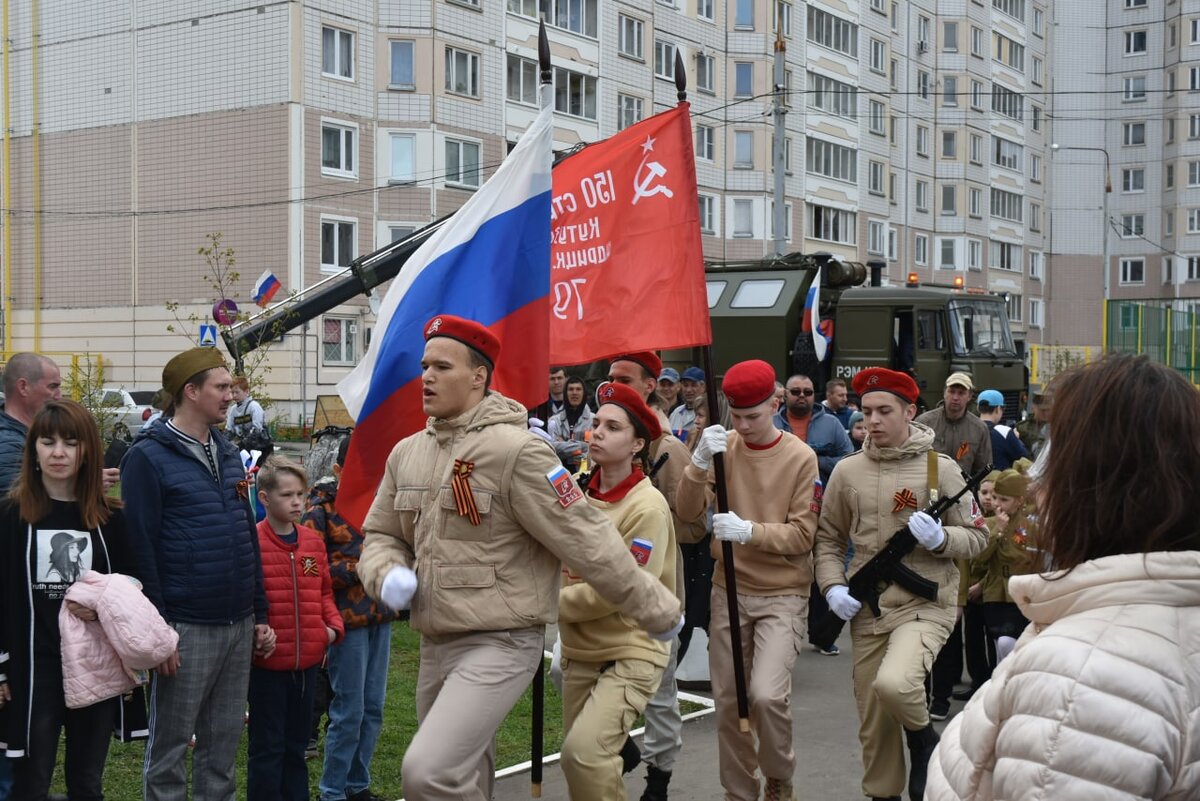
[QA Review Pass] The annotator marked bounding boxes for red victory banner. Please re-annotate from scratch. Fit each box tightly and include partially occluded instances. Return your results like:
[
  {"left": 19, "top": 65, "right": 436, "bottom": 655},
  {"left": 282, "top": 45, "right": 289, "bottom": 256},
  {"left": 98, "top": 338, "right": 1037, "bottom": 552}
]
[{"left": 549, "top": 103, "right": 711, "bottom": 365}]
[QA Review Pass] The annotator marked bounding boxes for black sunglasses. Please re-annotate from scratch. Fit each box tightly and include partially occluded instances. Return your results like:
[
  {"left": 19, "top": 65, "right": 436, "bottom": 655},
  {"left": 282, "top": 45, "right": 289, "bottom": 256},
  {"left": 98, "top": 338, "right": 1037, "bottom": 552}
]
[{"left": 788, "top": 388, "right": 815, "bottom": 397}]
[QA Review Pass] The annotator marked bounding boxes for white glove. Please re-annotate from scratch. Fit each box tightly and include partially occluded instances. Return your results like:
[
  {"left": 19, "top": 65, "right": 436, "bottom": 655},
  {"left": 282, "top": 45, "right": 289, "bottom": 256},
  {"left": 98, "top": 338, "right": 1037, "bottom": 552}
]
[
  {"left": 528, "top": 419, "right": 553, "bottom": 444},
  {"left": 825, "top": 585, "right": 862, "bottom": 622},
  {"left": 713, "top": 511, "right": 753, "bottom": 544},
  {"left": 649, "top": 614, "right": 686, "bottom": 642},
  {"left": 380, "top": 566, "right": 418, "bottom": 611},
  {"left": 691, "top": 424, "right": 728, "bottom": 471},
  {"left": 909, "top": 511, "right": 946, "bottom": 551}
]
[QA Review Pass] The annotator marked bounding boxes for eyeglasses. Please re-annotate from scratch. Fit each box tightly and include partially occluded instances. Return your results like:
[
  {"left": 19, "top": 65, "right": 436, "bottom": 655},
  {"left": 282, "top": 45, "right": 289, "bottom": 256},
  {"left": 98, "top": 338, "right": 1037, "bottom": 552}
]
[{"left": 788, "top": 388, "right": 815, "bottom": 397}]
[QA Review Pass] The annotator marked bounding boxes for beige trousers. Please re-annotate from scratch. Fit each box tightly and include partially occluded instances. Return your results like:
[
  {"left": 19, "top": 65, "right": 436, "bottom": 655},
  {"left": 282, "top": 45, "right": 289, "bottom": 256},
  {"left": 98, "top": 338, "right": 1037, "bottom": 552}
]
[
  {"left": 560, "top": 657, "right": 664, "bottom": 801},
  {"left": 401, "top": 627, "right": 544, "bottom": 801},
  {"left": 850, "top": 617, "right": 949, "bottom": 798},
  {"left": 709, "top": 588, "right": 807, "bottom": 801}
]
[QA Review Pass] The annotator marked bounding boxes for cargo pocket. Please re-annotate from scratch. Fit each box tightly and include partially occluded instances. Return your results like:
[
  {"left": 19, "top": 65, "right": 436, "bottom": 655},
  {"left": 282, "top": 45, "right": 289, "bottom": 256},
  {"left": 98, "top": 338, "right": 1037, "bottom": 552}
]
[
  {"left": 438, "top": 486, "right": 494, "bottom": 541},
  {"left": 393, "top": 488, "right": 425, "bottom": 532},
  {"left": 610, "top": 659, "right": 662, "bottom": 753},
  {"left": 792, "top": 611, "right": 809, "bottom": 656}
]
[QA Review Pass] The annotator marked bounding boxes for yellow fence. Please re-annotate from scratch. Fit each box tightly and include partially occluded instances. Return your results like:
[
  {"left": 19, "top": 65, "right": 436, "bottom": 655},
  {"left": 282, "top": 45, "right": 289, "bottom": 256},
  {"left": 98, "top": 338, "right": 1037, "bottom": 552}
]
[
  {"left": 1028, "top": 345, "right": 1098, "bottom": 388},
  {"left": 1105, "top": 300, "right": 1200, "bottom": 386}
]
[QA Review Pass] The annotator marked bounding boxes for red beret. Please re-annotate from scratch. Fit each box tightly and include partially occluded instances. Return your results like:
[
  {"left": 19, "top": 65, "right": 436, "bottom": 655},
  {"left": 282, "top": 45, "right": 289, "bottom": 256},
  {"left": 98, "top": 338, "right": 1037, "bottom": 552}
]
[
  {"left": 611, "top": 351, "right": 662, "bottom": 378},
  {"left": 722, "top": 360, "right": 776, "bottom": 409},
  {"left": 596, "top": 381, "right": 662, "bottom": 442},
  {"left": 852, "top": 368, "right": 920, "bottom": 405},
  {"left": 424, "top": 314, "right": 500, "bottom": 366}
]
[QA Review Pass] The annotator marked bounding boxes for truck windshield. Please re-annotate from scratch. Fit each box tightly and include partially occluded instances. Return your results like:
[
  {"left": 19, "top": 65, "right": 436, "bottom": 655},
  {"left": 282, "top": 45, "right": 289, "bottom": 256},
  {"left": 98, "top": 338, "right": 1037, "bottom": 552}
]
[{"left": 948, "top": 299, "right": 1017, "bottom": 357}]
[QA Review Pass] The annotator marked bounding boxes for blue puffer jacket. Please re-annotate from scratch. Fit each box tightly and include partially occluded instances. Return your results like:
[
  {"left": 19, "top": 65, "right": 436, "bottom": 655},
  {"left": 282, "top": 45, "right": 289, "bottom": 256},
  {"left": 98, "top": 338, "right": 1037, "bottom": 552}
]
[
  {"left": 120, "top": 419, "right": 267, "bottom": 625},
  {"left": 773, "top": 403, "right": 854, "bottom": 485},
  {"left": 0, "top": 408, "right": 28, "bottom": 493}
]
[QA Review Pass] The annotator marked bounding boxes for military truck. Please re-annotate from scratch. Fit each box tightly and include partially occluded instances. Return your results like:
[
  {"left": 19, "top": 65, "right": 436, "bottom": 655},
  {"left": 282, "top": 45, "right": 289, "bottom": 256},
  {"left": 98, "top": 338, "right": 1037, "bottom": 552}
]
[{"left": 666, "top": 252, "right": 1028, "bottom": 419}]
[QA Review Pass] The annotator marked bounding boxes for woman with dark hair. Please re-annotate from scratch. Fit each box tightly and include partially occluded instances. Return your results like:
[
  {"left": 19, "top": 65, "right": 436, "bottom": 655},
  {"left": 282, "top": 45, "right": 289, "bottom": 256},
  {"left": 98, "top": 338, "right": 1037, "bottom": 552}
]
[
  {"left": 0, "top": 399, "right": 142, "bottom": 800},
  {"left": 548, "top": 376, "right": 594, "bottom": 447},
  {"left": 927, "top": 354, "right": 1200, "bottom": 800},
  {"left": 558, "top": 382, "right": 677, "bottom": 801}
]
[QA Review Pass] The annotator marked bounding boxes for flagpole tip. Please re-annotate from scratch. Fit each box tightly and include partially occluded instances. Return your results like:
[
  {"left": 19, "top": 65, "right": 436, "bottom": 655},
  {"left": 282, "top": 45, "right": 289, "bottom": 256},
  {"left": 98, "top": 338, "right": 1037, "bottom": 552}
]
[
  {"left": 674, "top": 51, "right": 687, "bottom": 102},
  {"left": 538, "top": 21, "right": 551, "bottom": 85}
]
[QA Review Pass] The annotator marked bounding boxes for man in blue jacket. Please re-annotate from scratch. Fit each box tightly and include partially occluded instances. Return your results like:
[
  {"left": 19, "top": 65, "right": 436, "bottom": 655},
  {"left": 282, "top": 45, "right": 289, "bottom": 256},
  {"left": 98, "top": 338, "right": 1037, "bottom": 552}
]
[{"left": 122, "top": 348, "right": 273, "bottom": 801}]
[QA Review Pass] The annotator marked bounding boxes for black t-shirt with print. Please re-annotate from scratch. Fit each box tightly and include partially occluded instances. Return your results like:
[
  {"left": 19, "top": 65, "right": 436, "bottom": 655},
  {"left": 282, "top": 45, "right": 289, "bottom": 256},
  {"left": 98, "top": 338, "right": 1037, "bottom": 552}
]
[{"left": 29, "top": 500, "right": 111, "bottom": 661}]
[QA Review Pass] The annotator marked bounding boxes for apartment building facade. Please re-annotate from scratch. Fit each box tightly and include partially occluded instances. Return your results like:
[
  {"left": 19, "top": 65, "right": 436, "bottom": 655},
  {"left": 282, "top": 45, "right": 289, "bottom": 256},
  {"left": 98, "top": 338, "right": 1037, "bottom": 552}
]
[{"left": 0, "top": 0, "right": 1051, "bottom": 418}]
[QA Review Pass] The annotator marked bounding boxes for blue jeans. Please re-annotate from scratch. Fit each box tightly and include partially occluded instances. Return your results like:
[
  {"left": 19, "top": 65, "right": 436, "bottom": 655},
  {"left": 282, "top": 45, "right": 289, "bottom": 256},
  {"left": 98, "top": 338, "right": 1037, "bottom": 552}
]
[
  {"left": 319, "top": 623, "right": 392, "bottom": 801},
  {"left": 0, "top": 754, "right": 12, "bottom": 800}
]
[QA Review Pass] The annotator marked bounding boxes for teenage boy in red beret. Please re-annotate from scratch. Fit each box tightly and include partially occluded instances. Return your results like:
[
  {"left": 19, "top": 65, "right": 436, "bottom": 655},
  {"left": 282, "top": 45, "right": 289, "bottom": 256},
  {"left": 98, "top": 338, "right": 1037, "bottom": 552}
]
[
  {"left": 357, "top": 315, "right": 683, "bottom": 801},
  {"left": 675, "top": 359, "right": 820, "bottom": 801},
  {"left": 814, "top": 368, "right": 988, "bottom": 801}
]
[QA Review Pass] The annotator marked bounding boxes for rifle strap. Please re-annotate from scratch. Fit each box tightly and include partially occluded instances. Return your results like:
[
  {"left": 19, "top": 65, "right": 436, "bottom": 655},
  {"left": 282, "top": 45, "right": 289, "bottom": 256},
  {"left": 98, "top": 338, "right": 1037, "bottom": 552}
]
[{"left": 927, "top": 451, "right": 940, "bottom": 504}]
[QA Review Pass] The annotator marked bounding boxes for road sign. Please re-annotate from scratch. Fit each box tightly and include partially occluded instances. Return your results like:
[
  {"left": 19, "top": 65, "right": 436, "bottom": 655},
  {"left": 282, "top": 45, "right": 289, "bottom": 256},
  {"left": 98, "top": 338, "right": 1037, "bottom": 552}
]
[{"left": 199, "top": 324, "right": 218, "bottom": 348}]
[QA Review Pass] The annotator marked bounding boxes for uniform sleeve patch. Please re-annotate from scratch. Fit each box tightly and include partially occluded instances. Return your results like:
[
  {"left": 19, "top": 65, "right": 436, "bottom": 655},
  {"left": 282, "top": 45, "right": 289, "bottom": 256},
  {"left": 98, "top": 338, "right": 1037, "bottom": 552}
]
[
  {"left": 546, "top": 466, "right": 583, "bottom": 508},
  {"left": 810, "top": 478, "right": 825, "bottom": 514},
  {"left": 630, "top": 538, "right": 653, "bottom": 566}
]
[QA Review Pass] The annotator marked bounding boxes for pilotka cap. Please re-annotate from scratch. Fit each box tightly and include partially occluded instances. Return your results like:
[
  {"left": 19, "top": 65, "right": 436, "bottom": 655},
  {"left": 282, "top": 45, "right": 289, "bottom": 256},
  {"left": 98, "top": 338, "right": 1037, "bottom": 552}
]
[{"left": 163, "top": 348, "right": 228, "bottom": 397}]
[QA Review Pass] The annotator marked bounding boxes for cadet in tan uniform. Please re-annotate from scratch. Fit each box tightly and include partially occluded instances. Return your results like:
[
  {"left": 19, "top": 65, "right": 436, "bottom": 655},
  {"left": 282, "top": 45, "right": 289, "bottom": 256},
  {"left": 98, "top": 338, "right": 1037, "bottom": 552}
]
[
  {"left": 815, "top": 368, "right": 988, "bottom": 801},
  {"left": 675, "top": 360, "right": 820, "bottom": 801},
  {"left": 357, "top": 315, "right": 683, "bottom": 801},
  {"left": 914, "top": 372, "right": 992, "bottom": 475}
]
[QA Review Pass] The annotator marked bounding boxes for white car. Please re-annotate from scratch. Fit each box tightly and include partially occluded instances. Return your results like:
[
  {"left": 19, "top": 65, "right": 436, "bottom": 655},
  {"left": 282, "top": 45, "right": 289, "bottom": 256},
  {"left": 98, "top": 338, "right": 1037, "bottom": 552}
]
[{"left": 102, "top": 387, "right": 158, "bottom": 442}]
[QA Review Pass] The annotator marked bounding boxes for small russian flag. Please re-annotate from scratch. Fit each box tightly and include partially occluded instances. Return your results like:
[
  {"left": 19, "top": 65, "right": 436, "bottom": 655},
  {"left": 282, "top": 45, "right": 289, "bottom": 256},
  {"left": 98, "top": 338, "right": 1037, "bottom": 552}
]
[{"left": 252, "top": 270, "right": 282, "bottom": 307}]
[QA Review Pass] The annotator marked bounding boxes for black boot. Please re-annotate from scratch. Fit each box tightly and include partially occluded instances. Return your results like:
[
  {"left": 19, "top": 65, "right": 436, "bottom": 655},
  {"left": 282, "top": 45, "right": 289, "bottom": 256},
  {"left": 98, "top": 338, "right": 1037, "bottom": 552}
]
[
  {"left": 905, "top": 724, "right": 941, "bottom": 801},
  {"left": 640, "top": 764, "right": 671, "bottom": 801},
  {"left": 871, "top": 797, "right": 901, "bottom": 801},
  {"left": 620, "top": 735, "right": 641, "bottom": 775}
]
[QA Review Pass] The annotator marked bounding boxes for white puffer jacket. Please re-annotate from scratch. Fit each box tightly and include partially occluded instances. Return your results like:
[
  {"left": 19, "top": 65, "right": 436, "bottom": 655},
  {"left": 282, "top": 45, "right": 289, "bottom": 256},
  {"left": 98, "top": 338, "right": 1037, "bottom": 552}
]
[{"left": 927, "top": 551, "right": 1200, "bottom": 801}]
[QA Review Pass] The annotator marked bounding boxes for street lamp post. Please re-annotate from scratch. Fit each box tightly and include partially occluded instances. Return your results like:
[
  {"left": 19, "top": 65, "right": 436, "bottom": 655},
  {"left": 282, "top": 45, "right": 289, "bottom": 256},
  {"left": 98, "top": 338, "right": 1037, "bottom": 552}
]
[{"left": 1051, "top": 143, "right": 1112, "bottom": 347}]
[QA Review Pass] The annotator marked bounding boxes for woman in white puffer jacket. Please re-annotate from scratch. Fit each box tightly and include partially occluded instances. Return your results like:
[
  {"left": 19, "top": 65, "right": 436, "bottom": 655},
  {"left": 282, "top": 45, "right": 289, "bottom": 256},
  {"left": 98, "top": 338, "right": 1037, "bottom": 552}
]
[{"left": 927, "top": 353, "right": 1200, "bottom": 801}]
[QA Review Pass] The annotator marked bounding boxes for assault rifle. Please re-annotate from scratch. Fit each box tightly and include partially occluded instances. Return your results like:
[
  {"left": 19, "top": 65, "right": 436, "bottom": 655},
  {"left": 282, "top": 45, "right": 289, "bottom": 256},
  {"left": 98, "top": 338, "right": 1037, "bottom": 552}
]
[{"left": 810, "top": 465, "right": 992, "bottom": 648}]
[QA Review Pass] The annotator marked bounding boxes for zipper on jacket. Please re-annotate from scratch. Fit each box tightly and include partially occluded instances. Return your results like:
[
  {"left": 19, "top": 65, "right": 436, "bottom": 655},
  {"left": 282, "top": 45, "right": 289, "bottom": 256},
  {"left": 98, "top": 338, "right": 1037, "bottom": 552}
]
[{"left": 290, "top": 551, "right": 301, "bottom": 671}]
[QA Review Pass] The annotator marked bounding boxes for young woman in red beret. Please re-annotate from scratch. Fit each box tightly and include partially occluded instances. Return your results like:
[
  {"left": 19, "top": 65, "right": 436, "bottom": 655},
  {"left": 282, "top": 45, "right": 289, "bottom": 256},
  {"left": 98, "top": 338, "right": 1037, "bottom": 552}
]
[{"left": 558, "top": 382, "right": 678, "bottom": 801}]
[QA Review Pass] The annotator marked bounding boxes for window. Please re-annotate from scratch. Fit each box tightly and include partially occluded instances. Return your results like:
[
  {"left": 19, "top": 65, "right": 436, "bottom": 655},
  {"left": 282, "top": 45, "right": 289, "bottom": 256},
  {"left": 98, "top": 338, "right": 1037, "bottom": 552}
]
[
  {"left": 969, "top": 239, "right": 983, "bottom": 270},
  {"left": 1194, "top": 17, "right": 1200, "bottom": 43},
  {"left": 390, "top": 41, "right": 415, "bottom": 89},
  {"left": 733, "top": 199, "right": 754, "bottom": 237},
  {"left": 918, "top": 70, "right": 930, "bottom": 99},
  {"left": 890, "top": 58, "right": 899, "bottom": 91},
  {"left": 871, "top": 0, "right": 886, "bottom": 11},
  {"left": 1123, "top": 121, "right": 1146, "bottom": 145},
  {"left": 889, "top": 173, "right": 898, "bottom": 204},
  {"left": 1169, "top": 119, "right": 1177, "bottom": 144},
  {"left": 1189, "top": 208, "right": 1200, "bottom": 233},
  {"left": 1030, "top": 153, "right": 1042, "bottom": 182},
  {"left": 916, "top": 125, "right": 929, "bottom": 156},
  {"left": 971, "top": 80, "right": 984, "bottom": 109},
  {"left": 1125, "top": 29, "right": 1147, "bottom": 54},
  {"left": 695, "top": 124, "right": 714, "bottom": 160},
  {"left": 618, "top": 94, "right": 643, "bottom": 129},
  {"left": 734, "top": 130, "right": 754, "bottom": 168},
  {"left": 869, "top": 160, "right": 886, "bottom": 195},
  {"left": 1029, "top": 202, "right": 1041, "bottom": 232},
  {"left": 1121, "top": 214, "right": 1145, "bottom": 237},
  {"left": 809, "top": 204, "right": 856, "bottom": 244},
  {"left": 1124, "top": 75, "right": 1147, "bottom": 100},
  {"left": 1006, "top": 293, "right": 1023, "bottom": 322},
  {"left": 992, "top": 136, "right": 1023, "bottom": 170},
  {"left": 554, "top": 66, "right": 597, "bottom": 119},
  {"left": 991, "top": 240, "right": 1022, "bottom": 270},
  {"left": 768, "top": 201, "right": 793, "bottom": 241},
  {"left": 869, "top": 101, "right": 886, "bottom": 134},
  {"left": 1029, "top": 250, "right": 1043, "bottom": 280},
  {"left": 1192, "top": 67, "right": 1200, "bottom": 91},
  {"left": 321, "top": 122, "right": 356, "bottom": 177},
  {"left": 618, "top": 14, "right": 644, "bottom": 59},
  {"left": 918, "top": 14, "right": 930, "bottom": 44},
  {"left": 992, "top": 84, "right": 1024, "bottom": 120},
  {"left": 916, "top": 180, "right": 929, "bottom": 211},
  {"left": 991, "top": 188, "right": 1023, "bottom": 222},
  {"left": 1168, "top": 164, "right": 1175, "bottom": 188},
  {"left": 321, "top": 218, "right": 355, "bottom": 273},
  {"left": 870, "top": 38, "right": 887, "bottom": 73},
  {"left": 509, "top": 0, "right": 598, "bottom": 37},
  {"left": 1170, "top": 23, "right": 1178, "bottom": 49},
  {"left": 1166, "top": 211, "right": 1175, "bottom": 236},
  {"left": 1033, "top": 6, "right": 1044, "bottom": 36},
  {"left": 1192, "top": 114, "right": 1200, "bottom": 139},
  {"left": 1120, "top": 257, "right": 1145, "bottom": 284},
  {"left": 322, "top": 26, "right": 354, "bottom": 80},
  {"left": 1031, "top": 55, "right": 1043, "bottom": 85},
  {"left": 734, "top": 62, "right": 753, "bottom": 96},
  {"left": 1125, "top": 0, "right": 1147, "bottom": 7},
  {"left": 732, "top": 279, "right": 786, "bottom": 308},
  {"left": 941, "top": 184, "right": 957, "bottom": 215},
  {"left": 1169, "top": 70, "right": 1177, "bottom": 95},
  {"left": 697, "top": 54, "right": 715, "bottom": 92},
  {"left": 942, "top": 130, "right": 957, "bottom": 158},
  {"left": 445, "top": 138, "right": 481, "bottom": 188},
  {"left": 1190, "top": 161, "right": 1200, "bottom": 186},
  {"left": 971, "top": 26, "right": 984, "bottom": 57},
  {"left": 1122, "top": 167, "right": 1145, "bottom": 192},
  {"left": 808, "top": 73, "right": 857, "bottom": 118},
  {"left": 868, "top": 220, "right": 886, "bottom": 255},
  {"left": 389, "top": 133, "right": 414, "bottom": 182},
  {"left": 773, "top": 1, "right": 793, "bottom": 35},
  {"left": 698, "top": 194, "right": 716, "bottom": 234},
  {"left": 970, "top": 133, "right": 983, "bottom": 164},
  {"left": 735, "top": 0, "right": 754, "bottom": 28},
  {"left": 889, "top": 227, "right": 899, "bottom": 259},
  {"left": 322, "top": 317, "right": 357, "bottom": 365},
  {"left": 698, "top": 0, "right": 714, "bottom": 21},
  {"left": 939, "top": 237, "right": 959, "bottom": 268},
  {"left": 445, "top": 47, "right": 479, "bottom": 96},
  {"left": 807, "top": 6, "right": 858, "bottom": 57},
  {"left": 993, "top": 0, "right": 1025, "bottom": 21},
  {"left": 507, "top": 55, "right": 537, "bottom": 105},
  {"left": 969, "top": 187, "right": 983, "bottom": 217},
  {"left": 806, "top": 138, "right": 857, "bottom": 182},
  {"left": 915, "top": 235, "right": 928, "bottom": 265},
  {"left": 654, "top": 40, "right": 677, "bottom": 80},
  {"left": 992, "top": 33, "right": 1025, "bottom": 71},
  {"left": 1189, "top": 256, "right": 1200, "bottom": 282},
  {"left": 1031, "top": 105, "right": 1042, "bottom": 132},
  {"left": 388, "top": 225, "right": 416, "bottom": 243},
  {"left": 943, "top": 21, "right": 959, "bottom": 52},
  {"left": 943, "top": 75, "right": 959, "bottom": 106}
]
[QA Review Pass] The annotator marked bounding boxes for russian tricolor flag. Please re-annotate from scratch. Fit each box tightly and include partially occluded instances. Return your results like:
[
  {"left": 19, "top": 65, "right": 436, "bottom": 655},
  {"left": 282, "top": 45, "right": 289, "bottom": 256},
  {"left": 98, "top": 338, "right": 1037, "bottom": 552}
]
[
  {"left": 335, "top": 102, "right": 553, "bottom": 527},
  {"left": 252, "top": 270, "right": 282, "bottom": 307}
]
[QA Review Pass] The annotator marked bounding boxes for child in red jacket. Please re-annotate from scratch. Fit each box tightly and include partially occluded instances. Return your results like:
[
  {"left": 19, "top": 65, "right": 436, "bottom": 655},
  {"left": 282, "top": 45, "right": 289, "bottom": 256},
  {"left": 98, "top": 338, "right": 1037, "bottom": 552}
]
[{"left": 248, "top": 456, "right": 345, "bottom": 801}]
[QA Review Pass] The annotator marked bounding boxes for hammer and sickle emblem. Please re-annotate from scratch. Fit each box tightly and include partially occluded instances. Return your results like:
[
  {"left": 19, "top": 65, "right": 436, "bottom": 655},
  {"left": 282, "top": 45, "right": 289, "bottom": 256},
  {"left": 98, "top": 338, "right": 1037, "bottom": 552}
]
[{"left": 632, "top": 159, "right": 674, "bottom": 206}]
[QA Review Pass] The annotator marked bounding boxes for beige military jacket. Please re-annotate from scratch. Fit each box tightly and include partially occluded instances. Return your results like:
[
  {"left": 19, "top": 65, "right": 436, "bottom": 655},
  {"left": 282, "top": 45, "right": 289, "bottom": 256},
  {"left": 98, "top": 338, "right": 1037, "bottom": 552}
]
[
  {"left": 914, "top": 406, "right": 992, "bottom": 475},
  {"left": 814, "top": 422, "right": 989, "bottom": 634},
  {"left": 358, "top": 392, "right": 682, "bottom": 638}
]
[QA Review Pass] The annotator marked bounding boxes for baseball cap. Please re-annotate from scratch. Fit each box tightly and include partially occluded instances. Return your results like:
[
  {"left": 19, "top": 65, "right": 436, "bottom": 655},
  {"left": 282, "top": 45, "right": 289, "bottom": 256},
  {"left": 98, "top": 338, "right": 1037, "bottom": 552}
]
[
  {"left": 977, "top": 389, "right": 1005, "bottom": 410},
  {"left": 682, "top": 367, "right": 706, "bottom": 383},
  {"left": 658, "top": 367, "right": 681, "bottom": 384},
  {"left": 945, "top": 372, "right": 974, "bottom": 390}
]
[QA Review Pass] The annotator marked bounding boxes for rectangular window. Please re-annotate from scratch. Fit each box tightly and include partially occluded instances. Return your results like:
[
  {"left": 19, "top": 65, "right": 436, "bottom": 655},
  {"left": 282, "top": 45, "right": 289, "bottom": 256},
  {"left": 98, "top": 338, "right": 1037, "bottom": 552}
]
[
  {"left": 388, "top": 225, "right": 415, "bottom": 243},
  {"left": 1031, "top": 104, "right": 1042, "bottom": 131},
  {"left": 734, "top": 62, "right": 753, "bottom": 96},
  {"left": 1031, "top": 56, "right": 1043, "bottom": 86},
  {"left": 1122, "top": 168, "right": 1146, "bottom": 192},
  {"left": 733, "top": 198, "right": 754, "bottom": 237},
  {"left": 1121, "top": 214, "right": 1145, "bottom": 237},
  {"left": 918, "top": 15, "right": 930, "bottom": 44},
  {"left": 916, "top": 180, "right": 929, "bottom": 211},
  {"left": 697, "top": 54, "right": 716, "bottom": 92},
  {"left": 1192, "top": 114, "right": 1200, "bottom": 139},
  {"left": 869, "top": 161, "right": 886, "bottom": 195},
  {"left": 390, "top": 40, "right": 415, "bottom": 89},
  {"left": 696, "top": 124, "right": 715, "bottom": 161},
  {"left": 773, "top": 2, "right": 793, "bottom": 35},
  {"left": 1192, "top": 67, "right": 1200, "bottom": 91},
  {"left": 321, "top": 122, "right": 356, "bottom": 177},
  {"left": 809, "top": 204, "right": 856, "bottom": 244},
  {"left": 322, "top": 317, "right": 357, "bottom": 365},
  {"left": 1030, "top": 153, "right": 1042, "bottom": 182},
  {"left": 915, "top": 235, "right": 928, "bottom": 266},
  {"left": 554, "top": 66, "right": 597, "bottom": 119},
  {"left": 918, "top": 70, "right": 930, "bottom": 99},
  {"left": 990, "top": 240, "right": 1022, "bottom": 270},
  {"left": 890, "top": 173, "right": 898, "bottom": 204},
  {"left": 1123, "top": 121, "right": 1146, "bottom": 145},
  {"left": 1166, "top": 211, "right": 1175, "bottom": 236},
  {"left": 698, "top": 194, "right": 716, "bottom": 234},
  {"left": 991, "top": 188, "right": 1023, "bottom": 222},
  {"left": 970, "top": 133, "right": 983, "bottom": 164},
  {"left": 1029, "top": 202, "right": 1041, "bottom": 232},
  {"left": 320, "top": 219, "right": 355, "bottom": 273},
  {"left": 942, "top": 130, "right": 957, "bottom": 158},
  {"left": 618, "top": 14, "right": 644, "bottom": 59},
  {"left": 969, "top": 187, "right": 983, "bottom": 217},
  {"left": 1124, "top": 75, "right": 1147, "bottom": 100},
  {"left": 1120, "top": 257, "right": 1145, "bottom": 284},
  {"left": 943, "top": 76, "right": 959, "bottom": 106},
  {"left": 698, "top": 0, "right": 714, "bottom": 21},
  {"left": 939, "top": 237, "right": 958, "bottom": 268},
  {"left": 808, "top": 73, "right": 857, "bottom": 118},
  {"left": 654, "top": 40, "right": 677, "bottom": 80},
  {"left": 506, "top": 54, "right": 538, "bottom": 105},
  {"left": 992, "top": 135, "right": 1023, "bottom": 171},
  {"left": 941, "top": 184, "right": 957, "bottom": 215},
  {"left": 1125, "top": 0, "right": 1148, "bottom": 7},
  {"left": 807, "top": 6, "right": 859, "bottom": 57},
  {"left": 1189, "top": 161, "right": 1200, "bottom": 186},
  {"left": 889, "top": 227, "right": 899, "bottom": 259},
  {"left": 510, "top": 0, "right": 598, "bottom": 37},
  {"left": 1169, "top": 119, "right": 1177, "bottom": 144},
  {"left": 445, "top": 138, "right": 481, "bottom": 188},
  {"left": 1189, "top": 208, "right": 1200, "bottom": 233},
  {"left": 916, "top": 125, "right": 929, "bottom": 156},
  {"left": 1193, "top": 18, "right": 1200, "bottom": 43},
  {"left": 870, "top": 38, "right": 887, "bottom": 73},
  {"left": 806, "top": 138, "right": 857, "bottom": 182},
  {"left": 971, "top": 80, "right": 984, "bottom": 109},
  {"left": 868, "top": 220, "right": 886, "bottom": 255},
  {"left": 969, "top": 239, "right": 983, "bottom": 270},
  {"left": 992, "top": 84, "right": 1024, "bottom": 121},
  {"left": 1168, "top": 164, "right": 1176, "bottom": 188},
  {"left": 1169, "top": 71, "right": 1177, "bottom": 95},
  {"left": 971, "top": 26, "right": 984, "bottom": 57},
  {"left": 735, "top": 0, "right": 754, "bottom": 28},
  {"left": 618, "top": 94, "right": 643, "bottom": 129},
  {"left": 1029, "top": 250, "right": 1043, "bottom": 280},
  {"left": 445, "top": 47, "right": 480, "bottom": 97},
  {"left": 734, "top": 130, "right": 754, "bottom": 168},
  {"left": 1033, "top": 6, "right": 1044, "bottom": 36},
  {"left": 943, "top": 21, "right": 959, "bottom": 52},
  {"left": 1007, "top": 293, "right": 1023, "bottom": 322},
  {"left": 890, "top": 58, "right": 899, "bottom": 91},
  {"left": 322, "top": 26, "right": 354, "bottom": 80},
  {"left": 1189, "top": 256, "right": 1200, "bottom": 282},
  {"left": 992, "top": 32, "right": 1025, "bottom": 71},
  {"left": 389, "top": 133, "right": 414, "bottom": 182},
  {"left": 993, "top": 0, "right": 1025, "bottom": 21},
  {"left": 869, "top": 100, "right": 886, "bottom": 134},
  {"left": 1125, "top": 29, "right": 1147, "bottom": 54}
]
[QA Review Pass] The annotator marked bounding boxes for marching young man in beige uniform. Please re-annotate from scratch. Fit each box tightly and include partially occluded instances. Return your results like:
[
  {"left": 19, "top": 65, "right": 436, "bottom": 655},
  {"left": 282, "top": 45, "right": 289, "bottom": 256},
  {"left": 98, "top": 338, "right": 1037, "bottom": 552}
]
[
  {"left": 675, "top": 360, "right": 820, "bottom": 801},
  {"left": 357, "top": 315, "right": 683, "bottom": 801},
  {"left": 814, "top": 368, "right": 988, "bottom": 801}
]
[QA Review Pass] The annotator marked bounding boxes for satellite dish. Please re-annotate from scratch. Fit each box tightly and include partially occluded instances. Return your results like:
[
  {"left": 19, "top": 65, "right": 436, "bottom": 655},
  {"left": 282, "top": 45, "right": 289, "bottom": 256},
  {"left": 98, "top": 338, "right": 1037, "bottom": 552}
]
[{"left": 367, "top": 293, "right": 382, "bottom": 316}]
